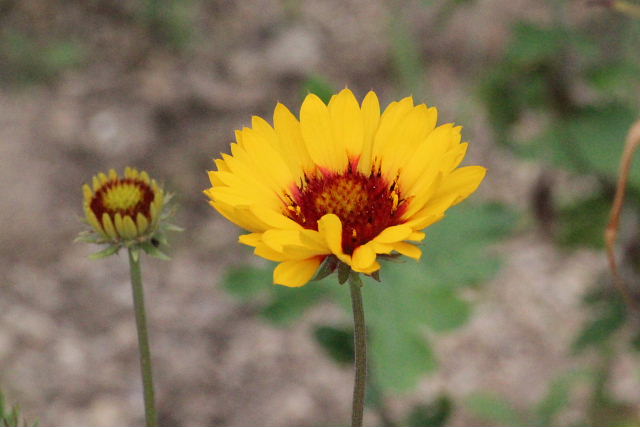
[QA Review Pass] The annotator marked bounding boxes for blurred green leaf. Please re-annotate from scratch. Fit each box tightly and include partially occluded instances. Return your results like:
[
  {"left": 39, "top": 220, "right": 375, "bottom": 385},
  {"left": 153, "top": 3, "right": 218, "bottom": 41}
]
[
  {"left": 406, "top": 395, "right": 453, "bottom": 427},
  {"left": 0, "top": 31, "right": 84, "bottom": 85},
  {"left": 466, "top": 393, "right": 525, "bottom": 426},
  {"left": 0, "top": 390, "right": 34, "bottom": 427},
  {"left": 556, "top": 194, "right": 612, "bottom": 249},
  {"left": 389, "top": 11, "right": 425, "bottom": 92},
  {"left": 141, "top": 0, "right": 195, "bottom": 50},
  {"left": 313, "top": 325, "right": 354, "bottom": 365},
  {"left": 534, "top": 371, "right": 590, "bottom": 426},
  {"left": 261, "top": 282, "right": 327, "bottom": 326},
  {"left": 573, "top": 290, "right": 627, "bottom": 353},
  {"left": 223, "top": 266, "right": 270, "bottom": 299},
  {"left": 506, "top": 23, "right": 564, "bottom": 66},
  {"left": 222, "top": 202, "right": 516, "bottom": 391},
  {"left": 565, "top": 105, "right": 639, "bottom": 183},
  {"left": 586, "top": 61, "right": 640, "bottom": 94},
  {"left": 302, "top": 75, "right": 335, "bottom": 104}
]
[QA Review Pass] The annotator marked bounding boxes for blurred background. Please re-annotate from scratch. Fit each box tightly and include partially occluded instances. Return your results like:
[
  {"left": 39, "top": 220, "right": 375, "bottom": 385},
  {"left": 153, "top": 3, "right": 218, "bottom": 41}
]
[{"left": 1, "top": 0, "right": 640, "bottom": 425}]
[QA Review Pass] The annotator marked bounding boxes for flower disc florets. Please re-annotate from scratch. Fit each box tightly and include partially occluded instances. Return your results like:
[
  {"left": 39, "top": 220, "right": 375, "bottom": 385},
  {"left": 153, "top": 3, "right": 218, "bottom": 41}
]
[
  {"left": 287, "top": 165, "right": 407, "bottom": 255},
  {"left": 82, "top": 167, "right": 165, "bottom": 245}
]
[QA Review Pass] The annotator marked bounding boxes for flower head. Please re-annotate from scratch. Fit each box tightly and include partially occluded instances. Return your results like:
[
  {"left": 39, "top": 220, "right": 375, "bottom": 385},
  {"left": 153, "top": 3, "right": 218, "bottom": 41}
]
[
  {"left": 79, "top": 167, "right": 178, "bottom": 259},
  {"left": 206, "top": 89, "right": 486, "bottom": 287}
]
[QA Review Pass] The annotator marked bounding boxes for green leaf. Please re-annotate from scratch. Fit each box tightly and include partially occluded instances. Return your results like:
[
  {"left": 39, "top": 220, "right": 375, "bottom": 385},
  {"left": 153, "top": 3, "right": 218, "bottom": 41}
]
[
  {"left": 573, "top": 291, "right": 627, "bottom": 353},
  {"left": 223, "top": 266, "right": 271, "bottom": 299},
  {"left": 313, "top": 325, "right": 354, "bottom": 365},
  {"left": 506, "top": 22, "right": 564, "bottom": 66},
  {"left": 88, "top": 244, "right": 120, "bottom": 260},
  {"left": 260, "top": 282, "right": 327, "bottom": 326},
  {"left": 586, "top": 61, "right": 640, "bottom": 94},
  {"left": 389, "top": 11, "right": 425, "bottom": 92},
  {"left": 556, "top": 194, "right": 612, "bottom": 249},
  {"left": 302, "top": 75, "right": 334, "bottom": 104},
  {"left": 220, "top": 202, "right": 517, "bottom": 392},
  {"left": 558, "top": 104, "right": 638, "bottom": 183},
  {"left": 406, "top": 395, "right": 453, "bottom": 427},
  {"left": 466, "top": 393, "right": 525, "bottom": 426},
  {"left": 534, "top": 371, "right": 590, "bottom": 426}
]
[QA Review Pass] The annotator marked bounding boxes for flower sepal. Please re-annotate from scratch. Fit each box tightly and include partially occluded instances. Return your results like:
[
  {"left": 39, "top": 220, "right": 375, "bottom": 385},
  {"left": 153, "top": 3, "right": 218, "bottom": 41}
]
[{"left": 310, "top": 255, "right": 339, "bottom": 282}]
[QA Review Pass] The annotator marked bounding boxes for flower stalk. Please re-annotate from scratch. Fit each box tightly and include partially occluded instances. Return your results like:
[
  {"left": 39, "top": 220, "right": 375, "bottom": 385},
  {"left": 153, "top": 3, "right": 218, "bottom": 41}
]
[
  {"left": 128, "top": 248, "right": 158, "bottom": 427},
  {"left": 349, "top": 272, "right": 367, "bottom": 427}
]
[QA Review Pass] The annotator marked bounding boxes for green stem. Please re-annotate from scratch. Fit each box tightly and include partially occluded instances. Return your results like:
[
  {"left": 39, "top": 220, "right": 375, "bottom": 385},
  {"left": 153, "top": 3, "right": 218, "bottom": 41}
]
[
  {"left": 349, "top": 272, "right": 367, "bottom": 427},
  {"left": 128, "top": 249, "right": 158, "bottom": 427}
]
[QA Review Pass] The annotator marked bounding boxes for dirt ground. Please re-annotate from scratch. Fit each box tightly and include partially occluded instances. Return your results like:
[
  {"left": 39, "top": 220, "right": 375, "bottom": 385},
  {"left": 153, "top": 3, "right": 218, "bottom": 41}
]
[{"left": 0, "top": 1, "right": 634, "bottom": 426}]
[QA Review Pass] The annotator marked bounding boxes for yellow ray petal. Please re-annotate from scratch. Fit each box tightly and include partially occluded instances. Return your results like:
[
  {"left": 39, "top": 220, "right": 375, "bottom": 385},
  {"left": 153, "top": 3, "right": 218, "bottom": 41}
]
[
  {"left": 249, "top": 205, "right": 302, "bottom": 230},
  {"left": 136, "top": 212, "right": 149, "bottom": 235},
  {"left": 317, "top": 213, "right": 351, "bottom": 265},
  {"left": 352, "top": 243, "right": 376, "bottom": 272},
  {"left": 373, "top": 224, "right": 413, "bottom": 244},
  {"left": 273, "top": 102, "right": 315, "bottom": 175},
  {"left": 300, "top": 93, "right": 348, "bottom": 172},
  {"left": 238, "top": 233, "right": 263, "bottom": 247},
  {"left": 431, "top": 166, "right": 487, "bottom": 207},
  {"left": 101, "top": 213, "right": 117, "bottom": 239},
  {"left": 357, "top": 91, "right": 381, "bottom": 174},
  {"left": 273, "top": 257, "right": 323, "bottom": 287},
  {"left": 380, "top": 104, "right": 437, "bottom": 180},
  {"left": 392, "top": 242, "right": 422, "bottom": 259},
  {"left": 328, "top": 88, "right": 364, "bottom": 158},
  {"left": 371, "top": 96, "right": 414, "bottom": 168}
]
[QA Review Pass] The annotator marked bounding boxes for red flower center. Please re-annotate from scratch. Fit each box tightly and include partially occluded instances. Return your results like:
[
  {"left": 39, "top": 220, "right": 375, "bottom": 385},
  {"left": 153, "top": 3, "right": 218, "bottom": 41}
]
[
  {"left": 285, "top": 166, "right": 408, "bottom": 254},
  {"left": 90, "top": 178, "right": 155, "bottom": 221}
]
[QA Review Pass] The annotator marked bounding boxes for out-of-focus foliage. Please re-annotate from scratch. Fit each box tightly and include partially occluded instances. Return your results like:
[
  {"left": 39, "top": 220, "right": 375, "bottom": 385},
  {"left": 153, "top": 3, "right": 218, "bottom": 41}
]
[
  {"left": 480, "top": 11, "right": 640, "bottom": 249},
  {"left": 224, "top": 202, "right": 517, "bottom": 393},
  {"left": 405, "top": 395, "right": 453, "bottom": 427},
  {"left": 0, "top": 391, "right": 34, "bottom": 427},
  {"left": 0, "top": 31, "right": 84, "bottom": 86}
]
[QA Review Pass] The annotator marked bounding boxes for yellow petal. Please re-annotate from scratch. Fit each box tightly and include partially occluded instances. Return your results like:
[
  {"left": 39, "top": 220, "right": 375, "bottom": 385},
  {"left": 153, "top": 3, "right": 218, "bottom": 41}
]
[
  {"left": 328, "top": 88, "right": 364, "bottom": 158},
  {"left": 357, "top": 91, "right": 381, "bottom": 174},
  {"left": 273, "top": 102, "right": 315, "bottom": 174},
  {"left": 392, "top": 242, "right": 422, "bottom": 260},
  {"left": 86, "top": 208, "right": 104, "bottom": 235},
  {"left": 371, "top": 96, "right": 414, "bottom": 168},
  {"left": 139, "top": 171, "right": 150, "bottom": 183},
  {"left": 114, "top": 213, "right": 125, "bottom": 238},
  {"left": 373, "top": 224, "right": 413, "bottom": 244},
  {"left": 136, "top": 212, "right": 149, "bottom": 234},
  {"left": 317, "top": 213, "right": 351, "bottom": 265},
  {"left": 273, "top": 257, "right": 323, "bottom": 287},
  {"left": 407, "top": 231, "right": 426, "bottom": 242},
  {"left": 122, "top": 215, "right": 138, "bottom": 239},
  {"left": 300, "top": 93, "right": 348, "bottom": 172},
  {"left": 432, "top": 166, "right": 487, "bottom": 207},
  {"left": 83, "top": 184, "right": 93, "bottom": 202},
  {"left": 108, "top": 169, "right": 118, "bottom": 180},
  {"left": 352, "top": 244, "right": 376, "bottom": 272},
  {"left": 238, "top": 233, "right": 263, "bottom": 247},
  {"left": 101, "top": 213, "right": 118, "bottom": 240},
  {"left": 249, "top": 205, "right": 302, "bottom": 230},
  {"left": 380, "top": 104, "right": 437, "bottom": 180}
]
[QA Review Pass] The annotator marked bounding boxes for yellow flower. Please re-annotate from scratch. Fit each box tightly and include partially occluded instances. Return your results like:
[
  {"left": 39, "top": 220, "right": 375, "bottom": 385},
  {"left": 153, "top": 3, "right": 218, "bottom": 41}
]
[
  {"left": 83, "top": 167, "right": 165, "bottom": 244},
  {"left": 206, "top": 89, "right": 486, "bottom": 287}
]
